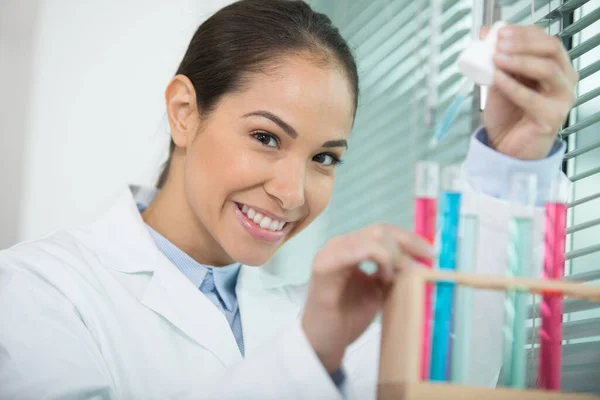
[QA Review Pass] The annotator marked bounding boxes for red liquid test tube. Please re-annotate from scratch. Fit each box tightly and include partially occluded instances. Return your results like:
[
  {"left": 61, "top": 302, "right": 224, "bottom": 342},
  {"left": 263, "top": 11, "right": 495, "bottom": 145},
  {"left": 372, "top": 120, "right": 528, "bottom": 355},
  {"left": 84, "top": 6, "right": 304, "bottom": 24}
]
[
  {"left": 538, "top": 176, "right": 569, "bottom": 391},
  {"left": 414, "top": 162, "right": 439, "bottom": 380}
]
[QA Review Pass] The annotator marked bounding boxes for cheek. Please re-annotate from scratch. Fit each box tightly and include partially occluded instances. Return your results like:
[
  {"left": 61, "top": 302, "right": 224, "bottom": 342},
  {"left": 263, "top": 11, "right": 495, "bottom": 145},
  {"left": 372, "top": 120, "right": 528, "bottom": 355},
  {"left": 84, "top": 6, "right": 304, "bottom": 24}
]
[
  {"left": 186, "top": 134, "right": 262, "bottom": 201},
  {"left": 304, "top": 175, "right": 335, "bottom": 222}
]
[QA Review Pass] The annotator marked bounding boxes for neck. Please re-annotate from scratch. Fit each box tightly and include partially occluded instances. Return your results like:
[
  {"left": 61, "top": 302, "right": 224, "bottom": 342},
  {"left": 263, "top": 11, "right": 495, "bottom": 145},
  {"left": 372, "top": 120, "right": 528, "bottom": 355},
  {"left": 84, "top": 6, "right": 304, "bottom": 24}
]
[{"left": 142, "top": 175, "right": 234, "bottom": 267}]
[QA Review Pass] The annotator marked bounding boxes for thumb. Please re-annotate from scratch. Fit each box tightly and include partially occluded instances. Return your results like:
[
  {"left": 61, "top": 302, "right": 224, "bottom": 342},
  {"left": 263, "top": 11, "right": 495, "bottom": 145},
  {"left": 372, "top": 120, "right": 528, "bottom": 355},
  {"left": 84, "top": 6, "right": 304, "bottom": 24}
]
[{"left": 480, "top": 26, "right": 490, "bottom": 40}]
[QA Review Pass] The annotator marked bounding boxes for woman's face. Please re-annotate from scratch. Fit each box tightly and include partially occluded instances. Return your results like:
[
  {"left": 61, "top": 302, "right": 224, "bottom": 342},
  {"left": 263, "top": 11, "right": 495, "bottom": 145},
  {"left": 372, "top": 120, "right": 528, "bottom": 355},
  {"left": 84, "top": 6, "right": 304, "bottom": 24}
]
[{"left": 178, "top": 55, "right": 354, "bottom": 266}]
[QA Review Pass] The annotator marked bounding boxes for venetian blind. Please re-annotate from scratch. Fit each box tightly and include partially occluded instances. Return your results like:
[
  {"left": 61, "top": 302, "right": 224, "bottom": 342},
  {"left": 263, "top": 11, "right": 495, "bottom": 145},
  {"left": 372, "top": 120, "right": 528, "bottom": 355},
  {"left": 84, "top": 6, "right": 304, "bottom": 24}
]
[{"left": 497, "top": 0, "right": 600, "bottom": 394}]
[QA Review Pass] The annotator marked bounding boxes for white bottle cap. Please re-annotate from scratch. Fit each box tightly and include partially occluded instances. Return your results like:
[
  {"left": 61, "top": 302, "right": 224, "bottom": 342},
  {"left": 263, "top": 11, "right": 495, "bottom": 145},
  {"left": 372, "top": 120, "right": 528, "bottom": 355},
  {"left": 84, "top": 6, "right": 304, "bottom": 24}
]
[{"left": 458, "top": 21, "right": 506, "bottom": 86}]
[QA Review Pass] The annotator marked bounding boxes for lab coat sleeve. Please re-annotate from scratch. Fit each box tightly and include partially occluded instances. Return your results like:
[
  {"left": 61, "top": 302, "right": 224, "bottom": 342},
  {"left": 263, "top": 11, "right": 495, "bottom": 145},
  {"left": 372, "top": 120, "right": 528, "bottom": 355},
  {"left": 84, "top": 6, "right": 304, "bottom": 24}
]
[
  {"left": 202, "top": 320, "right": 343, "bottom": 400},
  {"left": 0, "top": 262, "right": 117, "bottom": 400}
]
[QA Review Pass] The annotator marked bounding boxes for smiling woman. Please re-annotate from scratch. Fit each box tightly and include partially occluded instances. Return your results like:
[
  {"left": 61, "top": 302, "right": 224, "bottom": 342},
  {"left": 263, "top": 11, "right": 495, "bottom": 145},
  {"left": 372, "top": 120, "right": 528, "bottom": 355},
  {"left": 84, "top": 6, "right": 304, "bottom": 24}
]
[
  {"left": 0, "top": 0, "right": 579, "bottom": 399},
  {"left": 142, "top": 1, "right": 357, "bottom": 269}
]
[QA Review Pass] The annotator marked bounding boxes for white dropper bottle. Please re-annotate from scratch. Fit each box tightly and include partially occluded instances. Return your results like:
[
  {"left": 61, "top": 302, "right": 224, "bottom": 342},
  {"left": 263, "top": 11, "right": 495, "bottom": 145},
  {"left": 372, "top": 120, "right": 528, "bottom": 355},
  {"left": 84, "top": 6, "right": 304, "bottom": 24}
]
[{"left": 458, "top": 21, "right": 506, "bottom": 86}]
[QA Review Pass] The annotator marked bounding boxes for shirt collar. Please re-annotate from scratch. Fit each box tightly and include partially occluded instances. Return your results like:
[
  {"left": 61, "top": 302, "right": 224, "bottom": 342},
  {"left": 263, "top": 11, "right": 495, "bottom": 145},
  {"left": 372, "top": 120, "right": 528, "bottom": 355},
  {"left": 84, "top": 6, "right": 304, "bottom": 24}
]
[{"left": 137, "top": 201, "right": 241, "bottom": 312}]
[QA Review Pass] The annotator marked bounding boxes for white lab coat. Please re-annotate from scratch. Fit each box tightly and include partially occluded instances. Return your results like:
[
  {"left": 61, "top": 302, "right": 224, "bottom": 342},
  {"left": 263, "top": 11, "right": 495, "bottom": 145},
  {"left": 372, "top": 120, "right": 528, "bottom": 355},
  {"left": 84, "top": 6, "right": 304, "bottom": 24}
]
[{"left": 0, "top": 181, "right": 547, "bottom": 400}]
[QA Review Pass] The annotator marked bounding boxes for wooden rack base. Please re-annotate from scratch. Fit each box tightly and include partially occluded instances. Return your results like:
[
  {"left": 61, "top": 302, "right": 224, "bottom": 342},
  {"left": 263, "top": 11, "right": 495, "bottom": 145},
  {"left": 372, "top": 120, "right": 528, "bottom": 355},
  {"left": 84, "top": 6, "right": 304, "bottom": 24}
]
[
  {"left": 378, "top": 382, "right": 599, "bottom": 400},
  {"left": 377, "top": 268, "right": 600, "bottom": 399}
]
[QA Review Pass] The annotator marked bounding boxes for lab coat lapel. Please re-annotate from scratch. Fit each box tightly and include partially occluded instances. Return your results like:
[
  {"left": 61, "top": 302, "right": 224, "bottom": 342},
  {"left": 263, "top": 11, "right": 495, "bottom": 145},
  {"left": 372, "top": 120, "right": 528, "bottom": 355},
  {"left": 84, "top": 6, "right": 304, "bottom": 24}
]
[
  {"left": 236, "top": 266, "right": 304, "bottom": 358},
  {"left": 92, "top": 186, "right": 242, "bottom": 366},
  {"left": 141, "top": 259, "right": 243, "bottom": 366}
]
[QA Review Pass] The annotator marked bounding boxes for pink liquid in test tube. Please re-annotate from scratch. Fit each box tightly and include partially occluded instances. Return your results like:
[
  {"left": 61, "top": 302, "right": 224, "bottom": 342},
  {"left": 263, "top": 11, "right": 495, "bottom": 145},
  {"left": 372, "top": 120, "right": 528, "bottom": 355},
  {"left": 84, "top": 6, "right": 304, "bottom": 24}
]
[
  {"left": 414, "top": 162, "right": 439, "bottom": 380},
  {"left": 538, "top": 177, "right": 568, "bottom": 391}
]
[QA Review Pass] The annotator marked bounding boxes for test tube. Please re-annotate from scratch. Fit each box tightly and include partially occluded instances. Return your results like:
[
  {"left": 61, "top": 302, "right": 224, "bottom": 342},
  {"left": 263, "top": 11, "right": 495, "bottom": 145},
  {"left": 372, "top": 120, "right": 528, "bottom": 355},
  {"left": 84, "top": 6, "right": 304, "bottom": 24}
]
[
  {"left": 538, "top": 176, "right": 569, "bottom": 391},
  {"left": 502, "top": 172, "right": 537, "bottom": 388},
  {"left": 430, "top": 165, "right": 462, "bottom": 381},
  {"left": 414, "top": 161, "right": 439, "bottom": 380},
  {"left": 451, "top": 190, "right": 480, "bottom": 384}
]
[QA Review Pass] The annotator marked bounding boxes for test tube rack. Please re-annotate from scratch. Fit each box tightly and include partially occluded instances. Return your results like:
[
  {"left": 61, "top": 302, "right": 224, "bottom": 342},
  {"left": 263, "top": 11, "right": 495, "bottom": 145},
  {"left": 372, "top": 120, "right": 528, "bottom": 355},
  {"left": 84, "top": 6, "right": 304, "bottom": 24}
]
[{"left": 378, "top": 267, "right": 600, "bottom": 400}]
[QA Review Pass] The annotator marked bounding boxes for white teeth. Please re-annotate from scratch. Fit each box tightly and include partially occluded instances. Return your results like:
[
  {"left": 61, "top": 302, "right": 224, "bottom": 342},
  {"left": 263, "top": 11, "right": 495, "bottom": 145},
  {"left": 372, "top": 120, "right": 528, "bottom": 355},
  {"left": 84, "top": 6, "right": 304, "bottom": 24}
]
[
  {"left": 260, "top": 217, "right": 272, "bottom": 229},
  {"left": 239, "top": 204, "right": 286, "bottom": 231}
]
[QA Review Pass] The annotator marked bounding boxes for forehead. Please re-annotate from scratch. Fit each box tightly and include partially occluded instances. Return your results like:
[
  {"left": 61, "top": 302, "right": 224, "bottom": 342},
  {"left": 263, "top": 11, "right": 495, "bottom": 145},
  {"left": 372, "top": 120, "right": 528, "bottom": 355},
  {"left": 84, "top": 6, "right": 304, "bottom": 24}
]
[{"left": 221, "top": 55, "right": 355, "bottom": 139}]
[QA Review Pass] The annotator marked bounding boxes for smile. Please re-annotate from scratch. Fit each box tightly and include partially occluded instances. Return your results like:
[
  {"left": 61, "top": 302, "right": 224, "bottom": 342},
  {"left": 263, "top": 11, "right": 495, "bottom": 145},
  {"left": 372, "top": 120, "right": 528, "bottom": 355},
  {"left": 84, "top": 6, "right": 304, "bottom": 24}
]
[
  {"left": 238, "top": 204, "right": 287, "bottom": 231},
  {"left": 233, "top": 202, "right": 291, "bottom": 243}
]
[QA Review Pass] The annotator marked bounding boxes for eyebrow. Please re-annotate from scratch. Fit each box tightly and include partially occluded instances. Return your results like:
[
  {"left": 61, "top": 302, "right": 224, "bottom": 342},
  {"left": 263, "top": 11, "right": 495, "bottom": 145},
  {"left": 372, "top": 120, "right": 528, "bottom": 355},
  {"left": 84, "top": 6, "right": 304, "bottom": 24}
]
[
  {"left": 322, "top": 139, "right": 348, "bottom": 149},
  {"left": 243, "top": 110, "right": 298, "bottom": 139},
  {"left": 243, "top": 110, "right": 348, "bottom": 149}
]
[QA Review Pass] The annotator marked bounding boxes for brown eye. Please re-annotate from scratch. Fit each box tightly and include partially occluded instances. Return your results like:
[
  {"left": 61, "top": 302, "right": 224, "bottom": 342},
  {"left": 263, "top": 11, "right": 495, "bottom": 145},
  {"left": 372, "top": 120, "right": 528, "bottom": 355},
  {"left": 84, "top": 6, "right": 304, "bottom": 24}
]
[
  {"left": 313, "top": 153, "right": 342, "bottom": 166},
  {"left": 252, "top": 132, "right": 279, "bottom": 148}
]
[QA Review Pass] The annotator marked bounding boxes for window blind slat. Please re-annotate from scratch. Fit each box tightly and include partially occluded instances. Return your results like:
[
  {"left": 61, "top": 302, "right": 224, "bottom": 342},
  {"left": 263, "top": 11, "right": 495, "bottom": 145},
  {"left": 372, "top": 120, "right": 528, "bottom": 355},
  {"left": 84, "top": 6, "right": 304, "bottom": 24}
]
[
  {"left": 570, "top": 165, "right": 600, "bottom": 182},
  {"left": 568, "top": 31, "right": 600, "bottom": 59},
  {"left": 566, "top": 269, "right": 600, "bottom": 282},
  {"left": 560, "top": 110, "right": 600, "bottom": 136},
  {"left": 574, "top": 86, "right": 600, "bottom": 108},
  {"left": 566, "top": 217, "right": 600, "bottom": 235},
  {"left": 536, "top": 0, "right": 592, "bottom": 28},
  {"left": 568, "top": 191, "right": 600, "bottom": 208},
  {"left": 560, "top": 5, "right": 600, "bottom": 38},
  {"left": 528, "top": 298, "right": 599, "bottom": 318},
  {"left": 527, "top": 342, "right": 600, "bottom": 368},
  {"left": 527, "top": 318, "right": 600, "bottom": 343},
  {"left": 578, "top": 58, "right": 600, "bottom": 80},
  {"left": 564, "top": 138, "right": 600, "bottom": 160},
  {"left": 566, "top": 243, "right": 600, "bottom": 261}
]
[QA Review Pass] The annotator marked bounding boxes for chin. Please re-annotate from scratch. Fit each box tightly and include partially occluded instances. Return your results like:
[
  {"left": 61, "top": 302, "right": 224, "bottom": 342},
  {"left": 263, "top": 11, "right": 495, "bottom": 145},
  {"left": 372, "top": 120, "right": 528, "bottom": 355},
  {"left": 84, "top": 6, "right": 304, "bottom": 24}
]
[{"left": 230, "top": 249, "right": 275, "bottom": 267}]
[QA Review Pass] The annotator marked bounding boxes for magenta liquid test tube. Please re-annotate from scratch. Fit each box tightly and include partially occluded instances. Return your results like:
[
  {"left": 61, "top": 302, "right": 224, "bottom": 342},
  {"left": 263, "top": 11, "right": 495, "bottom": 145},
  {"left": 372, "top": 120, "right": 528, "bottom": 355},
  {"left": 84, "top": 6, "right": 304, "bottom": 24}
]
[
  {"left": 538, "top": 176, "right": 569, "bottom": 391},
  {"left": 414, "top": 161, "right": 439, "bottom": 380}
]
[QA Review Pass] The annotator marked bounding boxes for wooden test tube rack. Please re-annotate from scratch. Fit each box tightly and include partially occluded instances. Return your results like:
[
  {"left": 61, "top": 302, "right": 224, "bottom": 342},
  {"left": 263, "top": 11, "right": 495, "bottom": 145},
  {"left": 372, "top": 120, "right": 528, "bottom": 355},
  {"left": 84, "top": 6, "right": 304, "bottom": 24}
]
[{"left": 378, "top": 268, "right": 600, "bottom": 400}]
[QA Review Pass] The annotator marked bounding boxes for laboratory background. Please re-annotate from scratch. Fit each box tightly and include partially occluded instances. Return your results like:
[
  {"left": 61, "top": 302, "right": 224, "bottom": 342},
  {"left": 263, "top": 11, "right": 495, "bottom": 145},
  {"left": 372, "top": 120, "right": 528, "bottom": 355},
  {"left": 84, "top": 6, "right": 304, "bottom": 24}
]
[{"left": 1, "top": 0, "right": 599, "bottom": 393}]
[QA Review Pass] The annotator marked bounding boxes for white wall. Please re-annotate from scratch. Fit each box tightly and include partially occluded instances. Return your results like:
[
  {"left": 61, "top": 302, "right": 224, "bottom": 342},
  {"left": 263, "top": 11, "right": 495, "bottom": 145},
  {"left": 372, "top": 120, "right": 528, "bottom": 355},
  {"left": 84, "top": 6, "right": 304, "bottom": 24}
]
[
  {"left": 0, "top": 0, "right": 233, "bottom": 248},
  {"left": 0, "top": 0, "right": 40, "bottom": 249}
]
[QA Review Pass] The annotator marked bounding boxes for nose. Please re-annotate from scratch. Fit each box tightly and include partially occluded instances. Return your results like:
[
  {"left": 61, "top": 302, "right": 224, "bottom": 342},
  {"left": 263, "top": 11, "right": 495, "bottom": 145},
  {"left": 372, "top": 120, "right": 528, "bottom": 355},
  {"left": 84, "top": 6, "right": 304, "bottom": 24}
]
[{"left": 264, "top": 158, "right": 306, "bottom": 211}]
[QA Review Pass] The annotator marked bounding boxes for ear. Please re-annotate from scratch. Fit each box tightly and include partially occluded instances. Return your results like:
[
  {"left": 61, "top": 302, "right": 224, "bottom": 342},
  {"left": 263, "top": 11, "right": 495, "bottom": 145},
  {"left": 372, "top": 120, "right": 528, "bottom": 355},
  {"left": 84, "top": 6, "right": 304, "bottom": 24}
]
[{"left": 165, "top": 74, "right": 200, "bottom": 149}]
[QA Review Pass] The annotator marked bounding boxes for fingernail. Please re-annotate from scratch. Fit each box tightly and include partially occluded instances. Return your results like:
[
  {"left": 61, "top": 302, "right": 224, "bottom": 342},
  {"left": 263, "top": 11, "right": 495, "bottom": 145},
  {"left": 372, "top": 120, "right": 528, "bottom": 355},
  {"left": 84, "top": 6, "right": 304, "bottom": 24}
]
[
  {"left": 495, "top": 53, "right": 510, "bottom": 63},
  {"left": 425, "top": 245, "right": 436, "bottom": 258},
  {"left": 497, "top": 39, "right": 513, "bottom": 51},
  {"left": 499, "top": 27, "right": 513, "bottom": 39}
]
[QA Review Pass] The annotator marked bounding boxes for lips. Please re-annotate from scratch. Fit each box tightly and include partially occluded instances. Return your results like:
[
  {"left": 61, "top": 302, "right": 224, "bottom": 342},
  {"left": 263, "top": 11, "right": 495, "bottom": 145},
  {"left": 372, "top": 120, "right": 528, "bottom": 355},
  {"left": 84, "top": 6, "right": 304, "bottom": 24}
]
[
  {"left": 233, "top": 202, "right": 291, "bottom": 243},
  {"left": 238, "top": 204, "right": 286, "bottom": 231}
]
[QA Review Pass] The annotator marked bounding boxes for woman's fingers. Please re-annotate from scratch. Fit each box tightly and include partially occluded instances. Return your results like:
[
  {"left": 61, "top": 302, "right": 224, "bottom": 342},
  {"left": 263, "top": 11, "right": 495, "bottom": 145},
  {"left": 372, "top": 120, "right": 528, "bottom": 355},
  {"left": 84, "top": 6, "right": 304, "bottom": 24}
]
[
  {"left": 314, "top": 235, "right": 397, "bottom": 283},
  {"left": 313, "top": 224, "right": 432, "bottom": 283},
  {"left": 493, "top": 53, "right": 573, "bottom": 93},
  {"left": 373, "top": 223, "right": 435, "bottom": 260},
  {"left": 497, "top": 25, "right": 578, "bottom": 83},
  {"left": 480, "top": 26, "right": 489, "bottom": 40},
  {"left": 493, "top": 69, "right": 549, "bottom": 120}
]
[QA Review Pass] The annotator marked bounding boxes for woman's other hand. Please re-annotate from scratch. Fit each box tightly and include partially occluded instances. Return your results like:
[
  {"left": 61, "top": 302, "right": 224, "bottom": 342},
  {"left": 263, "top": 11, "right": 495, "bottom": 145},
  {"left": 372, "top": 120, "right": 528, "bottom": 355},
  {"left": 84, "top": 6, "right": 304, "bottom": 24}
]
[
  {"left": 301, "top": 224, "right": 434, "bottom": 372},
  {"left": 483, "top": 25, "right": 578, "bottom": 160}
]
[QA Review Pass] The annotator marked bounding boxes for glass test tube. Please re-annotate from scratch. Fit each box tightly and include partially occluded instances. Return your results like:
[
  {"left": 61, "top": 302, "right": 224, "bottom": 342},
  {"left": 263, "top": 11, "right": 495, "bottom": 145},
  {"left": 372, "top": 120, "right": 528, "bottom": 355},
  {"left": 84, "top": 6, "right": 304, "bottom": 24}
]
[
  {"left": 502, "top": 172, "right": 537, "bottom": 388},
  {"left": 430, "top": 165, "right": 462, "bottom": 381},
  {"left": 538, "top": 176, "right": 569, "bottom": 391},
  {"left": 414, "top": 161, "right": 439, "bottom": 380},
  {"left": 451, "top": 190, "right": 480, "bottom": 384}
]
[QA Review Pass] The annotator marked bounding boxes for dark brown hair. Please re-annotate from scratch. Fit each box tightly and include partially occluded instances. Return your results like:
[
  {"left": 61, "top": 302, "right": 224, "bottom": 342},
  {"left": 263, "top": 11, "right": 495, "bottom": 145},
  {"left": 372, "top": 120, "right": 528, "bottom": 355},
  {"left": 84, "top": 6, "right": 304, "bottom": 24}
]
[{"left": 157, "top": 0, "right": 359, "bottom": 188}]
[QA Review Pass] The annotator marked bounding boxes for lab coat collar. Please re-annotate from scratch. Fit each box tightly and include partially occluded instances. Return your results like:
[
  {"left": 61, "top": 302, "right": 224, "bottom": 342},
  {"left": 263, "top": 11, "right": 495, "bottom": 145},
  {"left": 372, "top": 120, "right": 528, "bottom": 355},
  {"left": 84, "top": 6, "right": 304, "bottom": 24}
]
[{"left": 89, "top": 185, "right": 243, "bottom": 366}]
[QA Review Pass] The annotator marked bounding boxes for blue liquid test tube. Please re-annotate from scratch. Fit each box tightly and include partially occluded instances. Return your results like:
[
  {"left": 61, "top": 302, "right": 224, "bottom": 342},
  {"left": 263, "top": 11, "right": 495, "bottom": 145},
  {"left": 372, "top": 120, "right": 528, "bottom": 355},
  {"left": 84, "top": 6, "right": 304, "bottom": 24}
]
[
  {"left": 501, "top": 172, "right": 537, "bottom": 388},
  {"left": 450, "top": 193, "right": 480, "bottom": 384},
  {"left": 430, "top": 165, "right": 462, "bottom": 381}
]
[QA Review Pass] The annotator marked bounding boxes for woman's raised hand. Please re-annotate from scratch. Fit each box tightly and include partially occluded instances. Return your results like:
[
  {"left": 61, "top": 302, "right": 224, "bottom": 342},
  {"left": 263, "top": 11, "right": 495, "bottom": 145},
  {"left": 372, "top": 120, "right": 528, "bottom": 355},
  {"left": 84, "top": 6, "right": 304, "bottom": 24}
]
[{"left": 301, "top": 224, "right": 434, "bottom": 372}]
